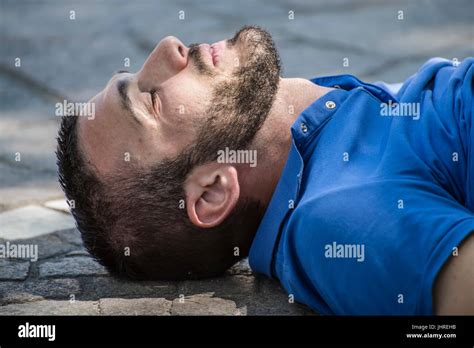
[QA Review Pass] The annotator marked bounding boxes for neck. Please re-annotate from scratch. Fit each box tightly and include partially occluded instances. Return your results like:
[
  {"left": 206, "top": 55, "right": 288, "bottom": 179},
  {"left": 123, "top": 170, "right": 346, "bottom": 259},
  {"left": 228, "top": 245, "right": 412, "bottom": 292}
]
[{"left": 239, "top": 77, "right": 333, "bottom": 206}]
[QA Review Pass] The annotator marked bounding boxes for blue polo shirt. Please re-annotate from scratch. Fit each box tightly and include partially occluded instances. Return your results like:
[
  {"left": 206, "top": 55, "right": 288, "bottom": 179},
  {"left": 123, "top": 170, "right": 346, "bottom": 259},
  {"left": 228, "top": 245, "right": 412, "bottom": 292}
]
[{"left": 249, "top": 57, "right": 474, "bottom": 315}]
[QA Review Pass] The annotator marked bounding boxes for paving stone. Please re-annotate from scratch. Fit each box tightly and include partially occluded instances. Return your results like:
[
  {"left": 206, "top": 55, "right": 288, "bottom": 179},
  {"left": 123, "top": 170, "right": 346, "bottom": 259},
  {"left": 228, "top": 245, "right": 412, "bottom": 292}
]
[
  {"left": 0, "top": 259, "right": 30, "bottom": 280},
  {"left": 0, "top": 300, "right": 99, "bottom": 315},
  {"left": 0, "top": 278, "right": 80, "bottom": 305},
  {"left": 283, "top": 0, "right": 473, "bottom": 61},
  {"left": 0, "top": 292, "right": 44, "bottom": 305},
  {"left": 39, "top": 256, "right": 108, "bottom": 278},
  {"left": 44, "top": 199, "right": 71, "bottom": 214},
  {"left": 239, "top": 293, "right": 315, "bottom": 315},
  {"left": 250, "top": 276, "right": 315, "bottom": 315},
  {"left": 0, "top": 164, "right": 61, "bottom": 213},
  {"left": 65, "top": 248, "right": 90, "bottom": 257},
  {"left": 258, "top": 276, "right": 289, "bottom": 296},
  {"left": 32, "top": 234, "right": 76, "bottom": 260},
  {"left": 0, "top": 72, "right": 60, "bottom": 122},
  {"left": 99, "top": 298, "right": 172, "bottom": 315},
  {"left": 171, "top": 293, "right": 244, "bottom": 316},
  {"left": 80, "top": 276, "right": 178, "bottom": 300},
  {"left": 226, "top": 258, "right": 253, "bottom": 276},
  {"left": 178, "top": 275, "right": 257, "bottom": 298},
  {"left": 358, "top": 48, "right": 474, "bottom": 82},
  {"left": 0, "top": 118, "right": 62, "bottom": 177},
  {"left": 54, "top": 228, "right": 83, "bottom": 246},
  {"left": 11, "top": 233, "right": 77, "bottom": 260},
  {"left": 0, "top": 205, "right": 75, "bottom": 240}
]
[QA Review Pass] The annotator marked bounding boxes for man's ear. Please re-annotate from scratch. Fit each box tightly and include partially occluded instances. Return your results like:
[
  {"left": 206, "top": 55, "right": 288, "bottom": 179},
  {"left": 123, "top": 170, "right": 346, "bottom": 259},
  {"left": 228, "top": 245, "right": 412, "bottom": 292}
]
[{"left": 184, "top": 163, "right": 240, "bottom": 228}]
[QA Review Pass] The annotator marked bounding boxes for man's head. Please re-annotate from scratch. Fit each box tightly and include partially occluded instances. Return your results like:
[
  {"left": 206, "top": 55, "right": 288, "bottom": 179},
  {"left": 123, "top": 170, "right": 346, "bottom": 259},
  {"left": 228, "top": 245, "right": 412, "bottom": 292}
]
[{"left": 57, "top": 26, "right": 281, "bottom": 280}]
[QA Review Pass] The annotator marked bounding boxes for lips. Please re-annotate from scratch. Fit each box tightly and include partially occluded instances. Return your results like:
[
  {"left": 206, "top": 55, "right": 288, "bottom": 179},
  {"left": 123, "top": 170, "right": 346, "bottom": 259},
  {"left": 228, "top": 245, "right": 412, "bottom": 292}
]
[
  {"left": 195, "top": 43, "right": 220, "bottom": 67},
  {"left": 211, "top": 43, "right": 220, "bottom": 66},
  {"left": 208, "top": 45, "right": 216, "bottom": 66},
  {"left": 197, "top": 43, "right": 214, "bottom": 67},
  {"left": 210, "top": 44, "right": 217, "bottom": 66}
]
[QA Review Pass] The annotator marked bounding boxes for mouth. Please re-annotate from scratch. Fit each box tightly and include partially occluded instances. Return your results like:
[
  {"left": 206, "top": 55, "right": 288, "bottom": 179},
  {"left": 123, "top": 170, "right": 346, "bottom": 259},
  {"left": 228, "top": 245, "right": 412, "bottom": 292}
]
[
  {"left": 199, "top": 43, "right": 218, "bottom": 67},
  {"left": 210, "top": 43, "right": 219, "bottom": 66}
]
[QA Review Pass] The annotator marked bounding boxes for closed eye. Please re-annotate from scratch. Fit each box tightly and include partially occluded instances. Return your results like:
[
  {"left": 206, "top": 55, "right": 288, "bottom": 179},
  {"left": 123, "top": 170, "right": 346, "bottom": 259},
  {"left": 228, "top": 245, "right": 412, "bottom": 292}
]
[
  {"left": 150, "top": 89, "right": 159, "bottom": 112},
  {"left": 150, "top": 90, "right": 155, "bottom": 103}
]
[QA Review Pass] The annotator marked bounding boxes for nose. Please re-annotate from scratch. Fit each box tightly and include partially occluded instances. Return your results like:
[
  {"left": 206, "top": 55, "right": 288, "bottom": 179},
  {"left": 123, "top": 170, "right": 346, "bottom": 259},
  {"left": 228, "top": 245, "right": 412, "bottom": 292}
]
[
  {"left": 161, "top": 36, "right": 188, "bottom": 71},
  {"left": 137, "top": 36, "right": 188, "bottom": 90}
]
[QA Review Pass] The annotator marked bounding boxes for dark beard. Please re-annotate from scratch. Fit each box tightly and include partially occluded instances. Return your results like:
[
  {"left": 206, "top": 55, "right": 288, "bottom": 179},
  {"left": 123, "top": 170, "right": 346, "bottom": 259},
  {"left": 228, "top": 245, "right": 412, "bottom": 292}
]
[
  {"left": 155, "top": 26, "right": 281, "bottom": 183},
  {"left": 189, "top": 25, "right": 282, "bottom": 167},
  {"left": 188, "top": 43, "right": 215, "bottom": 77}
]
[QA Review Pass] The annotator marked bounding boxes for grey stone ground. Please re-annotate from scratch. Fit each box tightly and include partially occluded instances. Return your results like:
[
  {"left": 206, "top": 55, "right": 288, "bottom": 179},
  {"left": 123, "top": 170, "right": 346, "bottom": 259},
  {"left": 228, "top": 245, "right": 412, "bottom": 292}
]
[{"left": 0, "top": 0, "right": 473, "bottom": 315}]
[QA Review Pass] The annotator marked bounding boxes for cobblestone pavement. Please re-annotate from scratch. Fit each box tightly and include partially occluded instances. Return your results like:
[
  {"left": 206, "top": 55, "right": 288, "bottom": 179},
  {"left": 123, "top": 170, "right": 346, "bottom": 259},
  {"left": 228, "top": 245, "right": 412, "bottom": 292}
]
[{"left": 0, "top": 0, "right": 473, "bottom": 315}]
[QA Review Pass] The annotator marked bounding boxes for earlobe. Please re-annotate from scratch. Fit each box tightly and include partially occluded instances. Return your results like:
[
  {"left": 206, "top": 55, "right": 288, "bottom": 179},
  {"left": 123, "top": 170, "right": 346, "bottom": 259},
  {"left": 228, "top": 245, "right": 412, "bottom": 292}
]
[{"left": 185, "top": 164, "right": 240, "bottom": 228}]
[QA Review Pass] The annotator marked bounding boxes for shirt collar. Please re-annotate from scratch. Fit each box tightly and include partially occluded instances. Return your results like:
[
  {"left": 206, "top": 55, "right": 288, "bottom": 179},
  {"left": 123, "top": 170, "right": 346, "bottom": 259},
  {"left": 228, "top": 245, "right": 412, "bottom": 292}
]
[
  {"left": 248, "top": 139, "right": 303, "bottom": 278},
  {"left": 314, "top": 74, "right": 397, "bottom": 103},
  {"left": 249, "top": 76, "right": 355, "bottom": 278}
]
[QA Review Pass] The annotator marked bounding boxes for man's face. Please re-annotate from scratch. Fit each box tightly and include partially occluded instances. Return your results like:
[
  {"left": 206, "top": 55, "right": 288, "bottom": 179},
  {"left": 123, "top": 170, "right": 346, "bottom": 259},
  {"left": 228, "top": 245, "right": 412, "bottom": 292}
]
[{"left": 79, "top": 26, "right": 281, "bottom": 175}]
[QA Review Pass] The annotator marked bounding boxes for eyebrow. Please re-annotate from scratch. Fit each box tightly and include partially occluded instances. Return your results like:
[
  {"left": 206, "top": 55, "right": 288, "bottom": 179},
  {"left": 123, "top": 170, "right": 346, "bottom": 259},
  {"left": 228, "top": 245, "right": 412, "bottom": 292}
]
[{"left": 115, "top": 77, "right": 141, "bottom": 126}]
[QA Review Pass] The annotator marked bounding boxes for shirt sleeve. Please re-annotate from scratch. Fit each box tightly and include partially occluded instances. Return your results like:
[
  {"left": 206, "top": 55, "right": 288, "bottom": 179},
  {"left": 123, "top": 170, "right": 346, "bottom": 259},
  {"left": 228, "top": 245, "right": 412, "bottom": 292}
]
[{"left": 400, "top": 57, "right": 474, "bottom": 210}]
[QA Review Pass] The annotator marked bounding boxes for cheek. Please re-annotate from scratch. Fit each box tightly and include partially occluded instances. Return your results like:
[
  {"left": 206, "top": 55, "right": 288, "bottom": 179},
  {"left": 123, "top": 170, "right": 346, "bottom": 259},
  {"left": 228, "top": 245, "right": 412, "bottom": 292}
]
[
  {"left": 160, "top": 78, "right": 212, "bottom": 124},
  {"left": 218, "top": 53, "right": 239, "bottom": 75},
  {"left": 214, "top": 44, "right": 243, "bottom": 76},
  {"left": 156, "top": 76, "right": 216, "bottom": 153}
]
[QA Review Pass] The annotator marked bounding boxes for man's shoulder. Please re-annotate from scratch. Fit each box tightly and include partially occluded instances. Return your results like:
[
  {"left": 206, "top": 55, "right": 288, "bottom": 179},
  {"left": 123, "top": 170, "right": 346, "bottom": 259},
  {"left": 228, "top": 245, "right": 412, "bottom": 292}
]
[{"left": 397, "top": 57, "right": 473, "bottom": 99}]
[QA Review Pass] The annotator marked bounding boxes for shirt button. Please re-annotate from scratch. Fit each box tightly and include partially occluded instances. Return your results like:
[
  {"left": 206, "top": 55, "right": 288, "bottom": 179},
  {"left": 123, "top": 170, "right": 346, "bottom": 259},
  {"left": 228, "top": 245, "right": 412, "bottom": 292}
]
[
  {"left": 300, "top": 122, "right": 308, "bottom": 133},
  {"left": 325, "top": 100, "right": 336, "bottom": 109}
]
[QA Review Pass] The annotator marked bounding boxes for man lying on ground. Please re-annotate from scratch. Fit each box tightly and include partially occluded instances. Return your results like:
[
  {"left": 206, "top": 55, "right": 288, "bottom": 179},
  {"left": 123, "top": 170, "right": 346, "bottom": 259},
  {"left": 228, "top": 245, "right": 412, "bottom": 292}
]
[{"left": 56, "top": 26, "right": 474, "bottom": 315}]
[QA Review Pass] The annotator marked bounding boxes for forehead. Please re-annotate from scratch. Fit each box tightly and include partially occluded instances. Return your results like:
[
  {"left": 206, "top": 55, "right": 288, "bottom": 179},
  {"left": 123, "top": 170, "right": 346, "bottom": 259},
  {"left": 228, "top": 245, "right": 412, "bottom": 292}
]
[{"left": 77, "top": 79, "right": 134, "bottom": 176}]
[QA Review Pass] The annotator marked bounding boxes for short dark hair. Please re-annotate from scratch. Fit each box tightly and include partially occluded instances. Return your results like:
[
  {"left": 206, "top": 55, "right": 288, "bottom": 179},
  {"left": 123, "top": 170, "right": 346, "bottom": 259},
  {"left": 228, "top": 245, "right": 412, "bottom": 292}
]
[{"left": 56, "top": 115, "right": 263, "bottom": 280}]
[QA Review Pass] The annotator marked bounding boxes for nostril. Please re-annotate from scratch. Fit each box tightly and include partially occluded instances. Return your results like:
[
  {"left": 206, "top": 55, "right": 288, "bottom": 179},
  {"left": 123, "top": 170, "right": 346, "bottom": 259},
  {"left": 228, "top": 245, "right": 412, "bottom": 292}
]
[{"left": 178, "top": 45, "right": 184, "bottom": 57}]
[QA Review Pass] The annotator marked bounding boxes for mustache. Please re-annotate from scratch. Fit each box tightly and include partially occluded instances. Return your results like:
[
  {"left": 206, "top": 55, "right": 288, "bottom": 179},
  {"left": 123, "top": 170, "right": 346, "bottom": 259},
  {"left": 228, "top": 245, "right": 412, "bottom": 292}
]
[
  {"left": 188, "top": 43, "right": 200, "bottom": 60},
  {"left": 188, "top": 43, "right": 214, "bottom": 76},
  {"left": 187, "top": 25, "right": 272, "bottom": 76}
]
